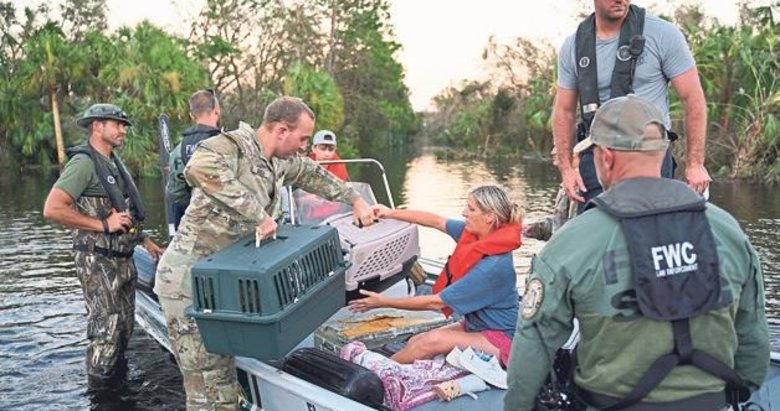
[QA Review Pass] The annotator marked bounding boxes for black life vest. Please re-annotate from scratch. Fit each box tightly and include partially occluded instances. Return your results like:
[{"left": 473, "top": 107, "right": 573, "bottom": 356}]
[
  {"left": 585, "top": 179, "right": 747, "bottom": 410},
  {"left": 66, "top": 142, "right": 145, "bottom": 222},
  {"left": 180, "top": 124, "right": 222, "bottom": 166},
  {"left": 575, "top": 5, "right": 646, "bottom": 136}
]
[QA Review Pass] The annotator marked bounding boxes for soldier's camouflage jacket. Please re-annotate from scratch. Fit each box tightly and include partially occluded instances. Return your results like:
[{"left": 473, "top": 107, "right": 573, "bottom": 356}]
[{"left": 154, "top": 122, "right": 359, "bottom": 300}]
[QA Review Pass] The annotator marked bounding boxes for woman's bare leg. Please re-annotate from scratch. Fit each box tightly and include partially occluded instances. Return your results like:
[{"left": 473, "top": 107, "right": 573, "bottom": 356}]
[{"left": 391, "top": 323, "right": 500, "bottom": 364}]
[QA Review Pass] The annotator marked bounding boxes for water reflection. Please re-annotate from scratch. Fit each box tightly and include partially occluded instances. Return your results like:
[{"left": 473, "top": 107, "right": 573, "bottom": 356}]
[
  {"left": 0, "top": 174, "right": 184, "bottom": 411},
  {"left": 0, "top": 151, "right": 777, "bottom": 409},
  {"left": 392, "top": 153, "right": 554, "bottom": 263},
  {"left": 710, "top": 182, "right": 780, "bottom": 327}
]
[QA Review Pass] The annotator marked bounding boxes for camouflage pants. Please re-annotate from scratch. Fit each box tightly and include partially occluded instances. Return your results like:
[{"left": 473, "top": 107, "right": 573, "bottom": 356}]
[
  {"left": 74, "top": 251, "right": 136, "bottom": 380},
  {"left": 552, "top": 186, "right": 577, "bottom": 232},
  {"left": 159, "top": 296, "right": 241, "bottom": 411}
]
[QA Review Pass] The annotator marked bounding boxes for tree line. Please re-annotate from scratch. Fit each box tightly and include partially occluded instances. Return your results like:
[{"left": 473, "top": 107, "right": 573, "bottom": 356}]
[
  {"left": 424, "top": 1, "right": 778, "bottom": 182},
  {"left": 2, "top": 1, "right": 776, "bottom": 182},
  {"left": 0, "top": 0, "right": 418, "bottom": 175}
]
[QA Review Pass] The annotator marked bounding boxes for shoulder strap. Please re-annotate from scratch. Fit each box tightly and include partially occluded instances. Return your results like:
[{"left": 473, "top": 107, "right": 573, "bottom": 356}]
[
  {"left": 610, "top": 5, "right": 646, "bottom": 99},
  {"left": 111, "top": 151, "right": 145, "bottom": 222},
  {"left": 221, "top": 128, "right": 264, "bottom": 174},
  {"left": 599, "top": 319, "right": 746, "bottom": 411},
  {"left": 575, "top": 12, "right": 599, "bottom": 127},
  {"left": 575, "top": 5, "right": 646, "bottom": 128},
  {"left": 67, "top": 142, "right": 145, "bottom": 222}
]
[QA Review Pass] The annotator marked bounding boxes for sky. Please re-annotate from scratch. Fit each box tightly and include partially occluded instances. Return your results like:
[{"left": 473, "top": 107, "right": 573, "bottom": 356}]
[
  {"left": 18, "top": 0, "right": 756, "bottom": 111},
  {"left": 389, "top": 0, "right": 746, "bottom": 111}
]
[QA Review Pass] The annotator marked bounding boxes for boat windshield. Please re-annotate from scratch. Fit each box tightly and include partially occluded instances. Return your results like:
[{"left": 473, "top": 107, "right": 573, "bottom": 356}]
[{"left": 290, "top": 182, "right": 378, "bottom": 225}]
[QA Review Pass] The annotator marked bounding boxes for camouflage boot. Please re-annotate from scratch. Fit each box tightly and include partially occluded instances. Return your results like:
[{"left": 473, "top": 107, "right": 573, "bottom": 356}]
[
  {"left": 159, "top": 296, "right": 243, "bottom": 411},
  {"left": 552, "top": 186, "right": 577, "bottom": 232}
]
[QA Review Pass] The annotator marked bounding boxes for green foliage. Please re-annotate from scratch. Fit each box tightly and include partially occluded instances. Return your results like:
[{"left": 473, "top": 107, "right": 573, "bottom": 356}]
[
  {"left": 450, "top": 98, "right": 493, "bottom": 150},
  {"left": 187, "top": 0, "right": 282, "bottom": 128},
  {"left": 323, "top": 0, "right": 419, "bottom": 150},
  {"left": 283, "top": 62, "right": 345, "bottom": 132},
  {"left": 427, "top": 81, "right": 492, "bottom": 154},
  {"left": 422, "top": 2, "right": 777, "bottom": 181},
  {"left": 1, "top": 6, "right": 68, "bottom": 165},
  {"left": 679, "top": 2, "right": 779, "bottom": 182},
  {"left": 185, "top": 0, "right": 417, "bottom": 155},
  {"left": 0, "top": 3, "right": 208, "bottom": 174},
  {"left": 99, "top": 22, "right": 210, "bottom": 174},
  {"left": 0, "top": 0, "right": 419, "bottom": 172},
  {"left": 282, "top": 62, "right": 359, "bottom": 157},
  {"left": 425, "top": 36, "right": 556, "bottom": 157}
]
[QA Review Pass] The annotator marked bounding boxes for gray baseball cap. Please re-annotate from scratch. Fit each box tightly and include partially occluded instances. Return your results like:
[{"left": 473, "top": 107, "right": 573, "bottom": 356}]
[
  {"left": 573, "top": 95, "right": 669, "bottom": 153},
  {"left": 312, "top": 130, "right": 337, "bottom": 146}
]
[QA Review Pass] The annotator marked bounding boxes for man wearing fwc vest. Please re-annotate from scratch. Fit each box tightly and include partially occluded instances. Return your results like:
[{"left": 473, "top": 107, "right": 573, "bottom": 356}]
[
  {"left": 167, "top": 89, "right": 222, "bottom": 230},
  {"left": 505, "top": 95, "right": 768, "bottom": 411},
  {"left": 553, "top": 0, "right": 710, "bottom": 214}
]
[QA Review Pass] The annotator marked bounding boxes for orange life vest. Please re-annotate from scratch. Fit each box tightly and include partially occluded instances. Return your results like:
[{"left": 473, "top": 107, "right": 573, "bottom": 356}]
[
  {"left": 432, "top": 223, "right": 522, "bottom": 317},
  {"left": 309, "top": 152, "right": 349, "bottom": 181}
]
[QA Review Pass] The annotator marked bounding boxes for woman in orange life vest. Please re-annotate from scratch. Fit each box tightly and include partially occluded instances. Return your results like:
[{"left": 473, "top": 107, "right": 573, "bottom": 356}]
[{"left": 349, "top": 185, "right": 521, "bottom": 367}]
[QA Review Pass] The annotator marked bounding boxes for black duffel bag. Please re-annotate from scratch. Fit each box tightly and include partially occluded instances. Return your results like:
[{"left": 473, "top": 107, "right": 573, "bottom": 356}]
[{"left": 281, "top": 347, "right": 385, "bottom": 409}]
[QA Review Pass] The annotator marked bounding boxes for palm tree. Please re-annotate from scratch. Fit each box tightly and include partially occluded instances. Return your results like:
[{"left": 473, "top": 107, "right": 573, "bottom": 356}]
[
  {"left": 98, "top": 22, "right": 209, "bottom": 174},
  {"left": 19, "top": 22, "right": 86, "bottom": 168}
]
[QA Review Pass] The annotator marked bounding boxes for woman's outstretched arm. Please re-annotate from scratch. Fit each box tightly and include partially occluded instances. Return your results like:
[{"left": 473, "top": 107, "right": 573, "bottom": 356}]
[
  {"left": 348, "top": 290, "right": 448, "bottom": 313},
  {"left": 374, "top": 206, "right": 447, "bottom": 233}
]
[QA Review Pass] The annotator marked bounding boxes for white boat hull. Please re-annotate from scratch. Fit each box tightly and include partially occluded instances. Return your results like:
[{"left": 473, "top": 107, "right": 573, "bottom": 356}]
[{"left": 134, "top": 251, "right": 780, "bottom": 411}]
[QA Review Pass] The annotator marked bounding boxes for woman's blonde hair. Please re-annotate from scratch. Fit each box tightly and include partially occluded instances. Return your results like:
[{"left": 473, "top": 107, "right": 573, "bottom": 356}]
[{"left": 469, "top": 185, "right": 522, "bottom": 228}]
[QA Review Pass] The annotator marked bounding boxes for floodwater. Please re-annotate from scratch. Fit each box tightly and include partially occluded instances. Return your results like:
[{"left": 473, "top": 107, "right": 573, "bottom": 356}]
[{"left": 0, "top": 149, "right": 777, "bottom": 410}]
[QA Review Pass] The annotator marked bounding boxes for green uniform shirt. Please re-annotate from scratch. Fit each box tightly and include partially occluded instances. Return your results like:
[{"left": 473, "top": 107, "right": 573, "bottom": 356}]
[
  {"left": 504, "top": 199, "right": 769, "bottom": 411},
  {"left": 54, "top": 152, "right": 126, "bottom": 200},
  {"left": 166, "top": 143, "right": 189, "bottom": 207}
]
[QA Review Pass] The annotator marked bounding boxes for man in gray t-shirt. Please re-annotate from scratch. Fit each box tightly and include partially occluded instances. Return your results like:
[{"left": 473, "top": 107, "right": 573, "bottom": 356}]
[{"left": 553, "top": 0, "right": 710, "bottom": 213}]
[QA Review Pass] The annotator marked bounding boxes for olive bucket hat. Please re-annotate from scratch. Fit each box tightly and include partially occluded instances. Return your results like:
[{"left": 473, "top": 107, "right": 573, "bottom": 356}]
[{"left": 76, "top": 103, "right": 133, "bottom": 128}]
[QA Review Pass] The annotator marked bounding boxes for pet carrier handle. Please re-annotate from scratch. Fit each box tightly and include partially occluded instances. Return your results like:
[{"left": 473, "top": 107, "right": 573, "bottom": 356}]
[
  {"left": 354, "top": 219, "right": 380, "bottom": 229},
  {"left": 246, "top": 234, "right": 287, "bottom": 248}
]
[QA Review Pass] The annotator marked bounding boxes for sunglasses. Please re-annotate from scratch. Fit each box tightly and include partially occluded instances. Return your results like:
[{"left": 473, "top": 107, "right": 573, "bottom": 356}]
[
  {"left": 206, "top": 88, "right": 219, "bottom": 110},
  {"left": 95, "top": 106, "right": 130, "bottom": 121},
  {"left": 95, "top": 109, "right": 131, "bottom": 127}
]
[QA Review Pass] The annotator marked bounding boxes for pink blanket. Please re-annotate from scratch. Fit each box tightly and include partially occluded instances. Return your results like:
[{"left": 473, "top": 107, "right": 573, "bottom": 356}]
[{"left": 340, "top": 342, "right": 469, "bottom": 411}]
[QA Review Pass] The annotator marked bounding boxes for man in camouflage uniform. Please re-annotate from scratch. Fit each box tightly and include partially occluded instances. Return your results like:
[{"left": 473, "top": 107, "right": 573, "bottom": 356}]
[
  {"left": 521, "top": 148, "right": 577, "bottom": 242},
  {"left": 43, "top": 103, "right": 164, "bottom": 386},
  {"left": 550, "top": 146, "right": 578, "bottom": 232},
  {"left": 505, "top": 96, "right": 768, "bottom": 410},
  {"left": 167, "top": 89, "right": 223, "bottom": 229},
  {"left": 154, "top": 96, "right": 376, "bottom": 410}
]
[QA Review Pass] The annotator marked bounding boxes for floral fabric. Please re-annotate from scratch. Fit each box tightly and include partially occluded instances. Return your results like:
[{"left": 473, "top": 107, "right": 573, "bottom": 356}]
[{"left": 340, "top": 341, "right": 469, "bottom": 411}]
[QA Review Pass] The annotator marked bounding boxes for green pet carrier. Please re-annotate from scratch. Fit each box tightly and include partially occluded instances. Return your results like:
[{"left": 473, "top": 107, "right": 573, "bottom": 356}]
[{"left": 185, "top": 224, "right": 349, "bottom": 360}]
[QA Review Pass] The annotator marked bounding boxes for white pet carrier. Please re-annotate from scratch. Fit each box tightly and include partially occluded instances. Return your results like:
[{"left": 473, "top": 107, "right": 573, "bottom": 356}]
[{"left": 325, "top": 213, "right": 420, "bottom": 291}]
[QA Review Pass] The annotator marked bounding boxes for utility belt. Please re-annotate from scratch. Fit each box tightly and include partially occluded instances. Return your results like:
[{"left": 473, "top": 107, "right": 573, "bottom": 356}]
[
  {"left": 575, "top": 121, "right": 679, "bottom": 144},
  {"left": 579, "top": 388, "right": 727, "bottom": 411},
  {"left": 73, "top": 244, "right": 135, "bottom": 259}
]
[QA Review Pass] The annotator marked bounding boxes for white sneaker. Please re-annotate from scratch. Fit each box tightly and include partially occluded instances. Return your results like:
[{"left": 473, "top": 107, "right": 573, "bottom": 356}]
[
  {"left": 458, "top": 346, "right": 508, "bottom": 389},
  {"left": 434, "top": 374, "right": 488, "bottom": 401},
  {"left": 445, "top": 346, "right": 465, "bottom": 369}
]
